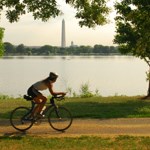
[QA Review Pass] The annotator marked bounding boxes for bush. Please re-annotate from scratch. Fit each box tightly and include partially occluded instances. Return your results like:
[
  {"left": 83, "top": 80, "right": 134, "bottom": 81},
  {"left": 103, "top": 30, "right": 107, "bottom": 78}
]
[
  {"left": 80, "top": 82, "right": 94, "bottom": 98},
  {"left": 66, "top": 82, "right": 100, "bottom": 98}
]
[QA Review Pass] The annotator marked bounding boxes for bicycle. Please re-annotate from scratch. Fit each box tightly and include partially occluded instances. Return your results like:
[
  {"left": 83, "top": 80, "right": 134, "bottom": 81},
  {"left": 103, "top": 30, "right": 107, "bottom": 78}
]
[{"left": 10, "top": 95, "right": 73, "bottom": 132}]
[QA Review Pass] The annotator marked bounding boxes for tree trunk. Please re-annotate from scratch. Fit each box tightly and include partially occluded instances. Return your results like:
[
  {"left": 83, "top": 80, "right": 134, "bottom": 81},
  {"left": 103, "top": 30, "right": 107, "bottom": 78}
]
[
  {"left": 147, "top": 77, "right": 150, "bottom": 96},
  {"left": 142, "top": 66, "right": 150, "bottom": 100},
  {"left": 147, "top": 66, "right": 150, "bottom": 97}
]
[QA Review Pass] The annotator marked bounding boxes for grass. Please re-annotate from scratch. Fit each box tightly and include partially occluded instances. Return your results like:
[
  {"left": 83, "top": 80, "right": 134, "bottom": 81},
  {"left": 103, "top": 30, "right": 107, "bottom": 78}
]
[
  {"left": 0, "top": 135, "right": 150, "bottom": 150},
  {"left": 1, "top": 95, "right": 150, "bottom": 149},
  {"left": 1, "top": 95, "right": 150, "bottom": 119},
  {"left": 66, "top": 96, "right": 150, "bottom": 118}
]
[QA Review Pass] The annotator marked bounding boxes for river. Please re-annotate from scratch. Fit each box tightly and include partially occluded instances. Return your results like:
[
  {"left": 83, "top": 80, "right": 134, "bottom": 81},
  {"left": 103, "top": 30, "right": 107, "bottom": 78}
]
[{"left": 0, "top": 55, "right": 148, "bottom": 97}]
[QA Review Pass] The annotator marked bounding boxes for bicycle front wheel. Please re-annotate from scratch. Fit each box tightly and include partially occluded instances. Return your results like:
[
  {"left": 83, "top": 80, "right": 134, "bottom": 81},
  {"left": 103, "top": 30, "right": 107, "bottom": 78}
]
[
  {"left": 48, "top": 106, "right": 73, "bottom": 131},
  {"left": 10, "top": 107, "right": 34, "bottom": 132}
]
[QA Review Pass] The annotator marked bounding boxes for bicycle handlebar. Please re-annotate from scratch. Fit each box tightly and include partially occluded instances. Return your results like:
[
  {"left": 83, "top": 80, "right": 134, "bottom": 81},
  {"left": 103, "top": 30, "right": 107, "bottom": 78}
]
[
  {"left": 52, "top": 95, "right": 65, "bottom": 101},
  {"left": 23, "top": 95, "right": 65, "bottom": 103}
]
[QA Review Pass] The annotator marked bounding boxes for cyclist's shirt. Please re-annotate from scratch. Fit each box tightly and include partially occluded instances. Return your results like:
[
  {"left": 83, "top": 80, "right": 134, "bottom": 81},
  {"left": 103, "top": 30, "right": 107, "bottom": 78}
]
[{"left": 33, "top": 80, "right": 48, "bottom": 91}]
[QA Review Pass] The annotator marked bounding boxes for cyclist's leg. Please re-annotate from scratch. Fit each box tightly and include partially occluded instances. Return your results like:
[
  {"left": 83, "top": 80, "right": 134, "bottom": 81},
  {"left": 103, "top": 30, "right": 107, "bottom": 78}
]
[
  {"left": 33, "top": 95, "right": 47, "bottom": 115},
  {"left": 27, "top": 86, "right": 42, "bottom": 117}
]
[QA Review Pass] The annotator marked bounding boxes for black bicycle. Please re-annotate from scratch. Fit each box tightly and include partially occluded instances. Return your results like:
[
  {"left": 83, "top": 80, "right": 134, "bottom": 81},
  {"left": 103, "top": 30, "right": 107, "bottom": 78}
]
[{"left": 10, "top": 95, "right": 73, "bottom": 132}]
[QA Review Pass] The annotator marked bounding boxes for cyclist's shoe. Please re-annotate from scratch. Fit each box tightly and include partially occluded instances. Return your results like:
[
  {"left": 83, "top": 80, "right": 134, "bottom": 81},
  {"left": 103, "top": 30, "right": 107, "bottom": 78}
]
[
  {"left": 33, "top": 114, "right": 44, "bottom": 124},
  {"left": 34, "top": 113, "right": 45, "bottom": 120},
  {"left": 38, "top": 113, "right": 45, "bottom": 118}
]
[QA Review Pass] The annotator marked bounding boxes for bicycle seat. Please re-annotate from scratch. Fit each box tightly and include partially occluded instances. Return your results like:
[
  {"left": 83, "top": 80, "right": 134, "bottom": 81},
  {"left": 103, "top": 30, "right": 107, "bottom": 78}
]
[{"left": 23, "top": 95, "right": 33, "bottom": 101}]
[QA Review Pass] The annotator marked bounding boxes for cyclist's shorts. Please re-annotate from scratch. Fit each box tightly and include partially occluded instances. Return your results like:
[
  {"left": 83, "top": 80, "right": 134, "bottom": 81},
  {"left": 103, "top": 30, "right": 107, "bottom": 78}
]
[{"left": 27, "top": 86, "right": 42, "bottom": 98}]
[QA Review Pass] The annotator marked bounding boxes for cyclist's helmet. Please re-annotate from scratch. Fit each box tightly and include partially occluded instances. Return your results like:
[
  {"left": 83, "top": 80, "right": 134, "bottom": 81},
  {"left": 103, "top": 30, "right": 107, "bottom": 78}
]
[{"left": 49, "top": 72, "right": 58, "bottom": 81}]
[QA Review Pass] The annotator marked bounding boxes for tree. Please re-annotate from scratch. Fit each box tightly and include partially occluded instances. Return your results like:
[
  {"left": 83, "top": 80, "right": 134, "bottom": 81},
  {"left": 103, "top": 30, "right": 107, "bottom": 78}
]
[
  {"left": 0, "top": 0, "right": 60, "bottom": 23},
  {"left": 114, "top": 0, "right": 150, "bottom": 97},
  {"left": 38, "top": 45, "right": 55, "bottom": 55},
  {"left": 93, "top": 45, "right": 102, "bottom": 53},
  {"left": 16, "top": 44, "right": 25, "bottom": 54},
  {"left": 66, "top": 0, "right": 110, "bottom": 27},
  {"left": 0, "top": 28, "right": 4, "bottom": 56},
  {"left": 4, "top": 42, "right": 16, "bottom": 54},
  {"left": 0, "top": 0, "right": 110, "bottom": 27}
]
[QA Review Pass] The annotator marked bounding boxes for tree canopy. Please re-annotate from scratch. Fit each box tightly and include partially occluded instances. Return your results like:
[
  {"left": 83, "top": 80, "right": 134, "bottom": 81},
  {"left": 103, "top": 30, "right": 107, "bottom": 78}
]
[
  {"left": 114, "top": 0, "right": 150, "bottom": 96},
  {"left": 3, "top": 42, "right": 119, "bottom": 55},
  {"left": 114, "top": 0, "right": 150, "bottom": 67},
  {"left": 0, "top": 0, "right": 110, "bottom": 27}
]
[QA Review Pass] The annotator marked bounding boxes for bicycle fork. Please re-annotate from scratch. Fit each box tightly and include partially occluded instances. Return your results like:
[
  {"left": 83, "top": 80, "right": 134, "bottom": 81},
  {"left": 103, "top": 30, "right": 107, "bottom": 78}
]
[
  {"left": 54, "top": 106, "right": 62, "bottom": 120},
  {"left": 50, "top": 97, "right": 62, "bottom": 119}
]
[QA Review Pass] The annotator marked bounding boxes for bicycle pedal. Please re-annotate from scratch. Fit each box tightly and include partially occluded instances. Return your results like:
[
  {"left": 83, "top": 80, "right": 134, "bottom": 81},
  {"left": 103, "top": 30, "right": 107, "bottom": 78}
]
[
  {"left": 38, "top": 114, "right": 45, "bottom": 118},
  {"left": 25, "top": 116, "right": 34, "bottom": 121}
]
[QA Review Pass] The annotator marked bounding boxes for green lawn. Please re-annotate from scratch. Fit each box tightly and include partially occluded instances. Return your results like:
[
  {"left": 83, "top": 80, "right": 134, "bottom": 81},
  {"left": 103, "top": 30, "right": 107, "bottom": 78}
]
[
  {"left": 0, "top": 95, "right": 150, "bottom": 119},
  {"left": 0, "top": 135, "right": 150, "bottom": 150}
]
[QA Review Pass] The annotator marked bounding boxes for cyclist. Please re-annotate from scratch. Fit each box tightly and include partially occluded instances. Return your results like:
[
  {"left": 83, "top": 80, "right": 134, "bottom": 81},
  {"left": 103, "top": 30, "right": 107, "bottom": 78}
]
[{"left": 27, "top": 72, "right": 66, "bottom": 117}]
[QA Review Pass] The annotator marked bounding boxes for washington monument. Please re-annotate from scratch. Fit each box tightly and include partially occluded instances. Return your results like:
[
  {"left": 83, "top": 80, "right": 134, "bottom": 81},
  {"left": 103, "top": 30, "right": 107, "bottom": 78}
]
[{"left": 61, "top": 19, "right": 66, "bottom": 48}]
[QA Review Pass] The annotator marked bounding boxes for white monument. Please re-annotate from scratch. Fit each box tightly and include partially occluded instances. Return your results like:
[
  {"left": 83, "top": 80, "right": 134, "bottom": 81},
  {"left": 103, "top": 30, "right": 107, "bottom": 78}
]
[{"left": 61, "top": 19, "right": 66, "bottom": 48}]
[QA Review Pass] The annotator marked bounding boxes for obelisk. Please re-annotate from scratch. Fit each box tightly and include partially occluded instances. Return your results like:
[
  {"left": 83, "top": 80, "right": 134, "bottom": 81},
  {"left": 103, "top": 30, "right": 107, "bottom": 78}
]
[{"left": 61, "top": 19, "right": 66, "bottom": 48}]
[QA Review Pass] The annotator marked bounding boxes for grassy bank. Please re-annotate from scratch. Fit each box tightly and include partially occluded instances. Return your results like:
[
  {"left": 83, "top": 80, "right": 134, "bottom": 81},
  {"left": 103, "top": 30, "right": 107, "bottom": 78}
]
[
  {"left": 0, "top": 135, "right": 150, "bottom": 150},
  {"left": 0, "top": 95, "right": 150, "bottom": 119}
]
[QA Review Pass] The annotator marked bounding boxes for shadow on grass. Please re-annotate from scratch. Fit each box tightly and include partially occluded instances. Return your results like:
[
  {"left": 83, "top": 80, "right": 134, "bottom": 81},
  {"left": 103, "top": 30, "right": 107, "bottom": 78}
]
[
  {"left": 64, "top": 99, "right": 150, "bottom": 119},
  {"left": 0, "top": 132, "right": 26, "bottom": 140}
]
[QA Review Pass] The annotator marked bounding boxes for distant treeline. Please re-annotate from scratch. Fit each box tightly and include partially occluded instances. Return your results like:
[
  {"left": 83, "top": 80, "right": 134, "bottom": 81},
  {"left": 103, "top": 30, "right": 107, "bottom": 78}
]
[{"left": 4, "top": 42, "right": 120, "bottom": 55}]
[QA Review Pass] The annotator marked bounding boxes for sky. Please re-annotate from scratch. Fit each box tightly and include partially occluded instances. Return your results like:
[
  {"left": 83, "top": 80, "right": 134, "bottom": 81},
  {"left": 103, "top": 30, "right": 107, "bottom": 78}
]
[{"left": 0, "top": 1, "right": 116, "bottom": 47}]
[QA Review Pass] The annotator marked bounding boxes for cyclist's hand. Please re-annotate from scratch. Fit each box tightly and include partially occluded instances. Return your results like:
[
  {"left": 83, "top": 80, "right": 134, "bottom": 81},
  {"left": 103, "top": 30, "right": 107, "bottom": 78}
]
[
  {"left": 62, "top": 92, "right": 67, "bottom": 96},
  {"left": 53, "top": 92, "right": 66, "bottom": 98}
]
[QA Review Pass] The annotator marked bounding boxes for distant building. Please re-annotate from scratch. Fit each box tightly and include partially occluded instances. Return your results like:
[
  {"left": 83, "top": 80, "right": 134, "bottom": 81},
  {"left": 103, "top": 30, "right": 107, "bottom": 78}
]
[
  {"left": 70, "top": 41, "right": 78, "bottom": 47},
  {"left": 71, "top": 41, "right": 74, "bottom": 47},
  {"left": 61, "top": 19, "right": 66, "bottom": 48}
]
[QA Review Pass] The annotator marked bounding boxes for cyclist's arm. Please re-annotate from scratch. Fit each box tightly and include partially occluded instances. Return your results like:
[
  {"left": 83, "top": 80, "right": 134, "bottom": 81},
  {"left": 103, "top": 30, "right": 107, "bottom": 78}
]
[{"left": 48, "top": 83, "right": 66, "bottom": 96}]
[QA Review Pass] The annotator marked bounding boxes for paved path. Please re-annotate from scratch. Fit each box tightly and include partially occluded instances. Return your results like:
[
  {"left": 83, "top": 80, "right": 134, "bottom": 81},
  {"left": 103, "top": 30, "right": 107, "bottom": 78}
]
[{"left": 1, "top": 118, "right": 150, "bottom": 137}]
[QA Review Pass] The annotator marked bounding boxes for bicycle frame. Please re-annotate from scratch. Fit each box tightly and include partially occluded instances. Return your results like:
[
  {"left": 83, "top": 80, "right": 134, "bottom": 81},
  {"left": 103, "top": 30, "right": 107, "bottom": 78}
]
[
  {"left": 22, "top": 101, "right": 35, "bottom": 121},
  {"left": 23, "top": 95, "right": 64, "bottom": 121},
  {"left": 41, "top": 96, "right": 61, "bottom": 117}
]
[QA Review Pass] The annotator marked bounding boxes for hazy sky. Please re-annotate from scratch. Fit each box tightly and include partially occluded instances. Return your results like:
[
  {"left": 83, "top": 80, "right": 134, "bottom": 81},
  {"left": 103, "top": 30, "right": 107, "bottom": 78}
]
[{"left": 0, "top": 1, "right": 116, "bottom": 47}]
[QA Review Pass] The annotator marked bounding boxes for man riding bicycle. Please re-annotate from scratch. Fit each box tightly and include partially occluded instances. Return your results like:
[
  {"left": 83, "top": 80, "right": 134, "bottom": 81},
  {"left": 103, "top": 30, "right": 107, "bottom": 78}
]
[{"left": 27, "top": 72, "right": 66, "bottom": 117}]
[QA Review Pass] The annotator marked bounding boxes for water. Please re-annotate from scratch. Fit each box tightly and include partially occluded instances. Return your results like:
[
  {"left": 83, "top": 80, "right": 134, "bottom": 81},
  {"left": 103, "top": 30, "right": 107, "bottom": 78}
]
[{"left": 0, "top": 56, "right": 148, "bottom": 97}]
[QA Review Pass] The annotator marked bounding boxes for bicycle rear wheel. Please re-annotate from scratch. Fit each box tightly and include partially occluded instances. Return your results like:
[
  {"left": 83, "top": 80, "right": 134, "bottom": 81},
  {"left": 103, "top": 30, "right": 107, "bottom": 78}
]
[
  {"left": 10, "top": 107, "right": 34, "bottom": 131},
  {"left": 48, "top": 106, "right": 73, "bottom": 131}
]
